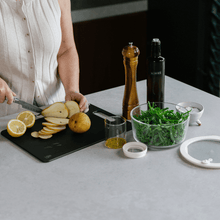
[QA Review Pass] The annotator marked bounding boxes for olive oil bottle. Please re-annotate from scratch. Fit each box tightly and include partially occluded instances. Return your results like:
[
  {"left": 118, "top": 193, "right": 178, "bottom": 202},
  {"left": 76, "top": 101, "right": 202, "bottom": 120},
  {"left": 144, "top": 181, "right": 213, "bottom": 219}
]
[{"left": 146, "top": 38, "right": 165, "bottom": 104}]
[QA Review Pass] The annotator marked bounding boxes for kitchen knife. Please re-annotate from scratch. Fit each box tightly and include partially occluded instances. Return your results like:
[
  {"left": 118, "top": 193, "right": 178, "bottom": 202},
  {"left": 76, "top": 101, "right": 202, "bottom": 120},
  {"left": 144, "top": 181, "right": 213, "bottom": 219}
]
[{"left": 13, "top": 97, "right": 42, "bottom": 113}]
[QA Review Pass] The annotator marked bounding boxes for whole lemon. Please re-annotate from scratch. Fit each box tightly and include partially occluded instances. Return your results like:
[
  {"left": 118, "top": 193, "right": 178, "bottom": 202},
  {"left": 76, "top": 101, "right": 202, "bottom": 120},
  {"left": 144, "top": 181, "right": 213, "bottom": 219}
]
[{"left": 68, "top": 112, "right": 91, "bottom": 133}]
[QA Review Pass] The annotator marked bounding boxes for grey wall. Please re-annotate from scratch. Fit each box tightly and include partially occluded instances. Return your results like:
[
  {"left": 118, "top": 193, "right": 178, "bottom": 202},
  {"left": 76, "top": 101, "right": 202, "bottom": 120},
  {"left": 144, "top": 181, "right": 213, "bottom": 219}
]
[{"left": 71, "top": 0, "right": 144, "bottom": 10}]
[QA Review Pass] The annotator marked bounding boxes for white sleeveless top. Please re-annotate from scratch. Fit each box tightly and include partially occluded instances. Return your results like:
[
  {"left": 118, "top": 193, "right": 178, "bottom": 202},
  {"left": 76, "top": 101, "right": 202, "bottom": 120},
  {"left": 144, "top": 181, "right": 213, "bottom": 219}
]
[{"left": 0, "top": 0, "right": 65, "bottom": 117}]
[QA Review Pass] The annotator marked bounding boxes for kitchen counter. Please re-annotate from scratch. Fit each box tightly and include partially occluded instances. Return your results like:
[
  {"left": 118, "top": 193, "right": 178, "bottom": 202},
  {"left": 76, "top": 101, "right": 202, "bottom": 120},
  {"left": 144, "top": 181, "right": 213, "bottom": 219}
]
[{"left": 1, "top": 76, "right": 220, "bottom": 220}]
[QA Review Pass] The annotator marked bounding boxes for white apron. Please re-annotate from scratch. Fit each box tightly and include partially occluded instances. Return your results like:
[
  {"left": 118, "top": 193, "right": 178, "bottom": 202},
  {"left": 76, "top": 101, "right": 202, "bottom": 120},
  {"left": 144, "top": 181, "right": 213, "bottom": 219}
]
[{"left": 0, "top": 0, "right": 65, "bottom": 116}]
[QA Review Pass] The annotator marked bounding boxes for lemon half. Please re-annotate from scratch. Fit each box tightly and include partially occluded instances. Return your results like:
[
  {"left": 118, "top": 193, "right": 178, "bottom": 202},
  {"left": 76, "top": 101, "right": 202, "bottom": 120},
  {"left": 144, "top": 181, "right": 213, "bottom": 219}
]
[
  {"left": 16, "top": 111, "right": 35, "bottom": 128},
  {"left": 7, "top": 119, "right": 27, "bottom": 137}
]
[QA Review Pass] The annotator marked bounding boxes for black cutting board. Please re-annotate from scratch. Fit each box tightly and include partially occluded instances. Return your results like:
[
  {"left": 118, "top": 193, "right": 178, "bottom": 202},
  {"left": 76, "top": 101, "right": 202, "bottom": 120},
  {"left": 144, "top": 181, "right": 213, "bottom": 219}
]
[{"left": 1, "top": 104, "right": 132, "bottom": 163}]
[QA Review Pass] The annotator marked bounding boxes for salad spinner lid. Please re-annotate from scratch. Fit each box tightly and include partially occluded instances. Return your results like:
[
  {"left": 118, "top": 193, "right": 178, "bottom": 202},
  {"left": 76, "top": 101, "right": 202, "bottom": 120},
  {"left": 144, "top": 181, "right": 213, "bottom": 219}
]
[{"left": 180, "top": 136, "right": 220, "bottom": 169}]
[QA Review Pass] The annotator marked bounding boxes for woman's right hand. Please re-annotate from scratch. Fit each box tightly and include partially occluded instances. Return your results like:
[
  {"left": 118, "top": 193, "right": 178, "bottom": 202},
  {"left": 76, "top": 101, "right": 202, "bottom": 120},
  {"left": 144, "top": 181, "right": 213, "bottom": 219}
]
[{"left": 0, "top": 78, "right": 16, "bottom": 104}]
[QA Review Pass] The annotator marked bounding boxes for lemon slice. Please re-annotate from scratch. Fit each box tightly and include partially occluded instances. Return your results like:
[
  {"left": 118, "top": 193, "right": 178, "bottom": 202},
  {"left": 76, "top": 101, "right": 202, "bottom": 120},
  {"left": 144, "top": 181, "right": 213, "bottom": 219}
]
[
  {"left": 16, "top": 111, "right": 35, "bottom": 128},
  {"left": 7, "top": 119, "right": 27, "bottom": 137}
]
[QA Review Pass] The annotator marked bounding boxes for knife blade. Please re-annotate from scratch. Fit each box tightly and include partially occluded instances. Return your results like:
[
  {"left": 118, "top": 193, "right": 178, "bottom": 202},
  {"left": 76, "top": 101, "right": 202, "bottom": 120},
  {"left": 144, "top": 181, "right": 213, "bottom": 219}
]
[{"left": 13, "top": 97, "right": 42, "bottom": 113}]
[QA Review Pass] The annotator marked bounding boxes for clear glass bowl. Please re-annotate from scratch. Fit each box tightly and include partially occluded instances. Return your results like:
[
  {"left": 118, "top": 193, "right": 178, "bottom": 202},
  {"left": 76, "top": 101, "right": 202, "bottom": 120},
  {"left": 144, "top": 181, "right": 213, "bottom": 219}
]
[{"left": 130, "top": 102, "right": 189, "bottom": 150}]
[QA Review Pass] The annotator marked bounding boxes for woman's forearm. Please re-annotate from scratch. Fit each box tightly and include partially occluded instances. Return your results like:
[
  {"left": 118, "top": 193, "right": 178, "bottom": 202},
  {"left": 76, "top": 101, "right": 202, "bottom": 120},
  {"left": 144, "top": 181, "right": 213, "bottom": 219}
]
[
  {"left": 57, "top": 45, "right": 80, "bottom": 93},
  {"left": 57, "top": 47, "right": 88, "bottom": 111}
]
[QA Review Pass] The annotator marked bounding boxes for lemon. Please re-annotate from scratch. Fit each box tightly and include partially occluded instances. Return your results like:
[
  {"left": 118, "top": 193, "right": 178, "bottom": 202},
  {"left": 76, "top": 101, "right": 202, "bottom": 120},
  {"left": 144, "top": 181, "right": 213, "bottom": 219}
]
[
  {"left": 7, "top": 119, "right": 27, "bottom": 137},
  {"left": 68, "top": 112, "right": 91, "bottom": 133},
  {"left": 16, "top": 111, "right": 35, "bottom": 128}
]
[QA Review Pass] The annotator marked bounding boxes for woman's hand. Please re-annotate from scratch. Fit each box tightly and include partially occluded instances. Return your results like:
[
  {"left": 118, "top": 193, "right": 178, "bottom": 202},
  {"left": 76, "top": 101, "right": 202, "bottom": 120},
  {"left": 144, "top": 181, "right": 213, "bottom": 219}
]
[
  {"left": 65, "top": 91, "right": 88, "bottom": 112},
  {"left": 0, "top": 78, "right": 16, "bottom": 104}
]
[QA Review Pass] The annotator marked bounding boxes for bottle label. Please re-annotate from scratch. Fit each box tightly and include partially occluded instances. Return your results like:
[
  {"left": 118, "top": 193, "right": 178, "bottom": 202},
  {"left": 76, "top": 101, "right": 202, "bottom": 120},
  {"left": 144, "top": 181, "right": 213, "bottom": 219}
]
[{"left": 151, "top": 71, "right": 162, "bottom": 75}]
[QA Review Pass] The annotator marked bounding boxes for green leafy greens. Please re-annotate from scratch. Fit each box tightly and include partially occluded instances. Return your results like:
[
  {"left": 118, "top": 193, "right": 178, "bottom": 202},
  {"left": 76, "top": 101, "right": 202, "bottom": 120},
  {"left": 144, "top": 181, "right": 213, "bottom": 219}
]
[{"left": 133, "top": 102, "right": 190, "bottom": 146}]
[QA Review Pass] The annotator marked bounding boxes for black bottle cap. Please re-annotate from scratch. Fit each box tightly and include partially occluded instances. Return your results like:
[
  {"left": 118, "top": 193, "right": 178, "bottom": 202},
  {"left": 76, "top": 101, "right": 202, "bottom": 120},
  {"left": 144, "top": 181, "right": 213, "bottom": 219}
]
[{"left": 151, "top": 38, "right": 161, "bottom": 57}]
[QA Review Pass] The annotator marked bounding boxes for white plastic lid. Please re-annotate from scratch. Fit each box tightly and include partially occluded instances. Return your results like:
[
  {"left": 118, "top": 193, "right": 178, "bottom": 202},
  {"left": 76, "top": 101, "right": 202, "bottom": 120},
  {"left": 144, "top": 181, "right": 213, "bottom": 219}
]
[
  {"left": 123, "top": 142, "right": 147, "bottom": 159},
  {"left": 180, "top": 136, "right": 220, "bottom": 169}
]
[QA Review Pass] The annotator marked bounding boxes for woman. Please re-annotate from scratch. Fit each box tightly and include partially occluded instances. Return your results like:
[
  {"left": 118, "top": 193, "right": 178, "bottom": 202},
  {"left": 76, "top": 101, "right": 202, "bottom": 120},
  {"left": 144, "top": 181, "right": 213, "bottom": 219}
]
[{"left": 0, "top": 0, "right": 87, "bottom": 117}]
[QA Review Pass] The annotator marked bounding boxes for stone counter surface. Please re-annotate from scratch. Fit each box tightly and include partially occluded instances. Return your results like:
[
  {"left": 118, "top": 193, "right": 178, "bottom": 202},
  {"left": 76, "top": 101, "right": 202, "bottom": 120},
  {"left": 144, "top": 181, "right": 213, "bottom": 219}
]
[{"left": 0, "top": 76, "right": 220, "bottom": 220}]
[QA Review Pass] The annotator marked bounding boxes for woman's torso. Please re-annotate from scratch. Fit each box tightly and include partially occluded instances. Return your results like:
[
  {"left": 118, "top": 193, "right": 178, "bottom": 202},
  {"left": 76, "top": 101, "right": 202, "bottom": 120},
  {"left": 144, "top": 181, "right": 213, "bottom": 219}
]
[{"left": 0, "top": 0, "right": 65, "bottom": 116}]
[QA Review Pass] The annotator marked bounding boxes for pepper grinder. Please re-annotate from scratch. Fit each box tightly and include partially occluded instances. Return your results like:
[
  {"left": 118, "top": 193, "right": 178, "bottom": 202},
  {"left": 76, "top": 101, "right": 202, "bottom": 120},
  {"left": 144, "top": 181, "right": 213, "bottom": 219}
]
[{"left": 122, "top": 42, "right": 140, "bottom": 120}]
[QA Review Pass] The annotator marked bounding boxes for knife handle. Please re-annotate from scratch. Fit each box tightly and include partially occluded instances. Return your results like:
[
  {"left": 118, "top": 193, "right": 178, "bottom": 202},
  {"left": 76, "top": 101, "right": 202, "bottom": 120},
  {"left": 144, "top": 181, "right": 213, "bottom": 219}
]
[
  {"left": 4, "top": 97, "right": 16, "bottom": 103},
  {"left": 93, "top": 111, "right": 115, "bottom": 122}
]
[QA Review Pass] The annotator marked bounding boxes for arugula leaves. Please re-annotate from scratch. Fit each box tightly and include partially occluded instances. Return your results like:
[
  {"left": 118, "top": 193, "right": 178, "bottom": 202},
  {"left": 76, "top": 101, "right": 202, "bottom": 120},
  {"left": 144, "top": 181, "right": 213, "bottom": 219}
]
[{"left": 132, "top": 102, "right": 190, "bottom": 147}]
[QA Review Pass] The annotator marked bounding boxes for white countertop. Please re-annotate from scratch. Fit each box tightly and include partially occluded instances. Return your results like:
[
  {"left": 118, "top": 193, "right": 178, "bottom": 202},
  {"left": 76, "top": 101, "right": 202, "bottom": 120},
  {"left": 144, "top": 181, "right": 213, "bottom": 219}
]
[{"left": 1, "top": 76, "right": 220, "bottom": 220}]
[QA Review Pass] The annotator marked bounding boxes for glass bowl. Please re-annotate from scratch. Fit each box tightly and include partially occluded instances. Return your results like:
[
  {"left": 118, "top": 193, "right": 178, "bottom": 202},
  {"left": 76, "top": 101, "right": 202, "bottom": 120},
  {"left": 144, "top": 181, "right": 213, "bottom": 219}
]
[{"left": 130, "top": 102, "right": 190, "bottom": 150}]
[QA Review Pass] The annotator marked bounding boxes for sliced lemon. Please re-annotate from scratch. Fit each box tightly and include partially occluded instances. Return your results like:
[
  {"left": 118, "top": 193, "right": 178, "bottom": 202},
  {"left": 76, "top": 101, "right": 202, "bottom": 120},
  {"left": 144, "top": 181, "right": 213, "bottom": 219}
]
[
  {"left": 16, "top": 111, "right": 35, "bottom": 128},
  {"left": 7, "top": 119, "right": 27, "bottom": 137}
]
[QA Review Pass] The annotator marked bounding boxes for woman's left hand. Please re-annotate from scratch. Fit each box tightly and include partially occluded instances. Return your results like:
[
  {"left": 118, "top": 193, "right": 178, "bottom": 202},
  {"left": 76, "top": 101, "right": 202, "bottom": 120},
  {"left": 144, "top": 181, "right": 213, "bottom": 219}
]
[{"left": 65, "top": 91, "right": 89, "bottom": 112}]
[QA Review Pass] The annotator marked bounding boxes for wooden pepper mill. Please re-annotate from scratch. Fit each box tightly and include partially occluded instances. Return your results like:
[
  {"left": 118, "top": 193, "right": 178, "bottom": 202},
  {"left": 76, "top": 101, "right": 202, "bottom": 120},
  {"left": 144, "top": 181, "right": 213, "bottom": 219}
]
[{"left": 122, "top": 42, "right": 140, "bottom": 120}]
